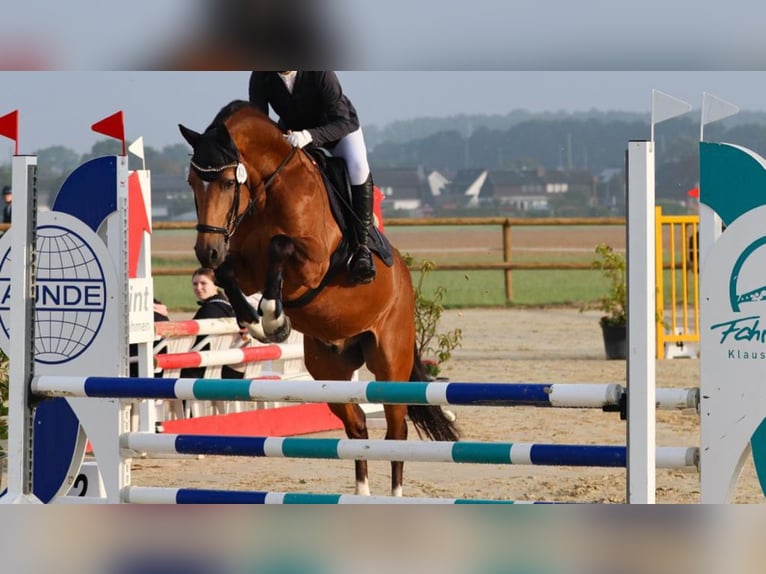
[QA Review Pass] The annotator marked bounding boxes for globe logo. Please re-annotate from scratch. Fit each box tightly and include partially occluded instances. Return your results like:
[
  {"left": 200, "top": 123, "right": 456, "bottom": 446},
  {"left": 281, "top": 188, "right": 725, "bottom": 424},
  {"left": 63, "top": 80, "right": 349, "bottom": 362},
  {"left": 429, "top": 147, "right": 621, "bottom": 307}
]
[
  {"left": 0, "top": 225, "right": 107, "bottom": 364},
  {"left": 729, "top": 236, "right": 766, "bottom": 312}
]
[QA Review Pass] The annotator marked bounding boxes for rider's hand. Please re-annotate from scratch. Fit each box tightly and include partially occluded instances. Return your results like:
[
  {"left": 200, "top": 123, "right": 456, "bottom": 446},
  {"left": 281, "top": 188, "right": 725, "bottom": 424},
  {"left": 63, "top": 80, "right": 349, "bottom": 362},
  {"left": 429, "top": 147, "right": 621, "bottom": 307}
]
[{"left": 285, "top": 130, "right": 313, "bottom": 148}]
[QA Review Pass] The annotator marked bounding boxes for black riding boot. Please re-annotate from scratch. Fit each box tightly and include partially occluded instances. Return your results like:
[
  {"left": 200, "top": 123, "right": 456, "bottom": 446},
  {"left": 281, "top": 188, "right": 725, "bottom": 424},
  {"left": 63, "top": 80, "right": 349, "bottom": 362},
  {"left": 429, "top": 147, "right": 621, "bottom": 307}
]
[{"left": 348, "top": 175, "right": 377, "bottom": 284}]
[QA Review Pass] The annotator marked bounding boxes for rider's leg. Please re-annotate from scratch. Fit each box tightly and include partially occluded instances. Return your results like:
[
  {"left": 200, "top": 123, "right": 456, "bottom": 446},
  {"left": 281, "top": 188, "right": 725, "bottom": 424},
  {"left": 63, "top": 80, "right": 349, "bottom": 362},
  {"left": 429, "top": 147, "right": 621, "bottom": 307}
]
[
  {"left": 348, "top": 174, "right": 376, "bottom": 284},
  {"left": 334, "top": 129, "right": 376, "bottom": 284}
]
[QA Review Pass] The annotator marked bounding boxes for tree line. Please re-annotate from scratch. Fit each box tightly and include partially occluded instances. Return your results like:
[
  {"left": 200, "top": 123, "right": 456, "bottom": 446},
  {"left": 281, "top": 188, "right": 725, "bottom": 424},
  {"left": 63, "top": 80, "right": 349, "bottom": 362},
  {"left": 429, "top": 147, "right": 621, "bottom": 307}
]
[{"left": 3, "top": 109, "right": 766, "bottom": 208}]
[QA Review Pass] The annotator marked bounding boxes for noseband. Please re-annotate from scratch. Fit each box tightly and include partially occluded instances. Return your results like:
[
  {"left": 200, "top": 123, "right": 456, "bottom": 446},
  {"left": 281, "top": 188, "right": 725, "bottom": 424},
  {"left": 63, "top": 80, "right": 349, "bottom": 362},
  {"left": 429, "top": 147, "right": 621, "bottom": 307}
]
[{"left": 193, "top": 146, "right": 298, "bottom": 241}]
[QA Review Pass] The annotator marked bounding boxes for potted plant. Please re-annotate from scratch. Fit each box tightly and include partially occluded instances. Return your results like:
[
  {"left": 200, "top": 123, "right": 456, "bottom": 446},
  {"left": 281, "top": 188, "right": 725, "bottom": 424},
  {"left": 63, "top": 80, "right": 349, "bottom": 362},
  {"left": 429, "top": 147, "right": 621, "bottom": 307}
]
[
  {"left": 585, "top": 243, "right": 627, "bottom": 360},
  {"left": 404, "top": 255, "right": 463, "bottom": 380}
]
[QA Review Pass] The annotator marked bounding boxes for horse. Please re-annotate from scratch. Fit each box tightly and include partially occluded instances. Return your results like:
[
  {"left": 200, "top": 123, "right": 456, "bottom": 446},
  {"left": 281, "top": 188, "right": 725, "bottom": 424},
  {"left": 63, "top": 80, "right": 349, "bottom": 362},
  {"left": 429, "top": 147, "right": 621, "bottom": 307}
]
[{"left": 178, "top": 100, "right": 460, "bottom": 497}]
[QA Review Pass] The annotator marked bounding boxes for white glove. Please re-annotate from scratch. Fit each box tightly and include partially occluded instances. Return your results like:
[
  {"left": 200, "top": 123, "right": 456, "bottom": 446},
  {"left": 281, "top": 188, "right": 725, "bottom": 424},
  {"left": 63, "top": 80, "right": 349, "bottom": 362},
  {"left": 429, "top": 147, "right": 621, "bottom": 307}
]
[{"left": 285, "top": 130, "right": 313, "bottom": 148}]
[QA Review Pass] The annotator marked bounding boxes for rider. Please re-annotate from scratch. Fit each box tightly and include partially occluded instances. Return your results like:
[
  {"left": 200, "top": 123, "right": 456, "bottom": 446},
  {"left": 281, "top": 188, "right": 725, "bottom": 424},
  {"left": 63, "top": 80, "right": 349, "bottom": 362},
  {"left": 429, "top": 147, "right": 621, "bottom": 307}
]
[{"left": 248, "top": 71, "right": 376, "bottom": 285}]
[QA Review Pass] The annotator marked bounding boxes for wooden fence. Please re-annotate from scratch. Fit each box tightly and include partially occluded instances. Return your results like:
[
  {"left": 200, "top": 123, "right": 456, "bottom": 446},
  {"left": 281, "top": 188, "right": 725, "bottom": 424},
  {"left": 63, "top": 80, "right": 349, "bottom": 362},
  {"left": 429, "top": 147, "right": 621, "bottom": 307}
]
[
  {"left": 1, "top": 215, "right": 700, "bottom": 358},
  {"left": 151, "top": 217, "right": 627, "bottom": 303}
]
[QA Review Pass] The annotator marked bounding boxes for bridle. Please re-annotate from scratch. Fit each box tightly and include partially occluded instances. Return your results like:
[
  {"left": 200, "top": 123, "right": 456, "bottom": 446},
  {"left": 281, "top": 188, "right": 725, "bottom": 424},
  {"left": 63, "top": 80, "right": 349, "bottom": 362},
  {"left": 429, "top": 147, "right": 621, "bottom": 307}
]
[{"left": 192, "top": 146, "right": 297, "bottom": 241}]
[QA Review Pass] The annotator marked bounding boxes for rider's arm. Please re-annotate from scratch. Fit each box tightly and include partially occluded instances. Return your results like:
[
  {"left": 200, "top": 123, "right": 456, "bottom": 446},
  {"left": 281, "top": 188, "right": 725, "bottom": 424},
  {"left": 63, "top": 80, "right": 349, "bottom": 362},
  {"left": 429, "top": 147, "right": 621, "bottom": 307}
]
[
  {"left": 248, "top": 72, "right": 270, "bottom": 116},
  {"left": 305, "top": 71, "right": 360, "bottom": 147}
]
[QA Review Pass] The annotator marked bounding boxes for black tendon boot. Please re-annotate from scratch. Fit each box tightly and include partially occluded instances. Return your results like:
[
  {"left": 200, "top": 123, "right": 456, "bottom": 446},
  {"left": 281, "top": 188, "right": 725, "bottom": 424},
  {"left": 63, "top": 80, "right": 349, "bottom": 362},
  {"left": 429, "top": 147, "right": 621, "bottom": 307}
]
[{"left": 348, "top": 175, "right": 377, "bottom": 284}]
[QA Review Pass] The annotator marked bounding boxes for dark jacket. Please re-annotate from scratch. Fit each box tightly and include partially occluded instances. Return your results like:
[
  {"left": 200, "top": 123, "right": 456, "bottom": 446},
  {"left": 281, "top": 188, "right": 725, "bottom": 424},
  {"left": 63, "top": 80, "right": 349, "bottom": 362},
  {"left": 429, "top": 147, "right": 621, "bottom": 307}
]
[
  {"left": 180, "top": 294, "right": 244, "bottom": 380},
  {"left": 192, "top": 293, "right": 236, "bottom": 322},
  {"left": 248, "top": 71, "right": 360, "bottom": 148}
]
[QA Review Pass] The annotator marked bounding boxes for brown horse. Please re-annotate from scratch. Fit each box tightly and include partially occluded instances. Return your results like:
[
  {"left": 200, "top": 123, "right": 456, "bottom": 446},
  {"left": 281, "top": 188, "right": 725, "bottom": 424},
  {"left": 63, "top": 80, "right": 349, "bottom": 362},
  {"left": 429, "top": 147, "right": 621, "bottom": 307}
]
[{"left": 179, "top": 100, "right": 459, "bottom": 497}]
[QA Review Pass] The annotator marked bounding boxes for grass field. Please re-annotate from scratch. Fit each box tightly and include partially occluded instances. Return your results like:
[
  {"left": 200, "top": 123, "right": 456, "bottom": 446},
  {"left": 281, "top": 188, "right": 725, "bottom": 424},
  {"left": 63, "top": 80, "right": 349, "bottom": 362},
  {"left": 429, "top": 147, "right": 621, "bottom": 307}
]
[{"left": 153, "top": 268, "right": 614, "bottom": 312}]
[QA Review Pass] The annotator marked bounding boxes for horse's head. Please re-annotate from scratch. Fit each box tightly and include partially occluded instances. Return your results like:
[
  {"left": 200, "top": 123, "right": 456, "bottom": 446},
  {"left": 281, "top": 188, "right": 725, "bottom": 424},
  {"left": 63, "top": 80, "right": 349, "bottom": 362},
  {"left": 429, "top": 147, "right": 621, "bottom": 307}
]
[{"left": 179, "top": 121, "right": 252, "bottom": 268}]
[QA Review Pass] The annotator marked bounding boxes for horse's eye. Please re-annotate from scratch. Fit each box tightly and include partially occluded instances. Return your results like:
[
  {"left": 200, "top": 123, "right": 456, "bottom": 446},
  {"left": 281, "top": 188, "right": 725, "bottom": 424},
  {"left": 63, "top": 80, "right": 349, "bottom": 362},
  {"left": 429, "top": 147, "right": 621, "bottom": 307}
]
[{"left": 223, "top": 179, "right": 236, "bottom": 190}]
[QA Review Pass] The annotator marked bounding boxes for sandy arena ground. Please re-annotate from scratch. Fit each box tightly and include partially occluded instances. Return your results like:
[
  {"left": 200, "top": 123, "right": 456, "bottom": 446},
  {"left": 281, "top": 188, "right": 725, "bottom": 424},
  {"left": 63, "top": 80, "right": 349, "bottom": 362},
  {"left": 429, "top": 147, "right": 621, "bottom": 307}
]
[{"left": 129, "top": 307, "right": 762, "bottom": 504}]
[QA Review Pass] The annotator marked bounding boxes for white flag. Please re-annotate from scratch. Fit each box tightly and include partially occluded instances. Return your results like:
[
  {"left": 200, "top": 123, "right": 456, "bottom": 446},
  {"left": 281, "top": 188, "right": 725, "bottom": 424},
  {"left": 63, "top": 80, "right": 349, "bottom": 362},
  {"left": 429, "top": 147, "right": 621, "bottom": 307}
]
[
  {"left": 652, "top": 90, "right": 693, "bottom": 125},
  {"left": 128, "top": 136, "right": 145, "bottom": 160},
  {"left": 701, "top": 92, "right": 739, "bottom": 127},
  {"left": 651, "top": 90, "right": 692, "bottom": 142}
]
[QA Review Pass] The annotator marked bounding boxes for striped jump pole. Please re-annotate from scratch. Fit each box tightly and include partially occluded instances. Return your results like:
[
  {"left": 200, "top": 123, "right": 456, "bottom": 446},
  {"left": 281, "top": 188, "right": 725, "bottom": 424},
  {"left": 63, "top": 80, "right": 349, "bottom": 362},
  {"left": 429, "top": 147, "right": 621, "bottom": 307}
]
[
  {"left": 154, "top": 343, "right": 305, "bottom": 371},
  {"left": 122, "top": 433, "right": 699, "bottom": 470},
  {"left": 123, "top": 486, "right": 540, "bottom": 504},
  {"left": 34, "top": 376, "right": 699, "bottom": 412},
  {"left": 154, "top": 317, "right": 242, "bottom": 338}
]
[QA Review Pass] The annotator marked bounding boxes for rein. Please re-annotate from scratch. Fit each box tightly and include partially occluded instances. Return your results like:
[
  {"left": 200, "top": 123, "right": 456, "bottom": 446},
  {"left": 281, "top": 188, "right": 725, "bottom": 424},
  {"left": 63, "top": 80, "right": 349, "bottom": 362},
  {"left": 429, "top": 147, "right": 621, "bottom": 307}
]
[{"left": 195, "top": 146, "right": 297, "bottom": 241}]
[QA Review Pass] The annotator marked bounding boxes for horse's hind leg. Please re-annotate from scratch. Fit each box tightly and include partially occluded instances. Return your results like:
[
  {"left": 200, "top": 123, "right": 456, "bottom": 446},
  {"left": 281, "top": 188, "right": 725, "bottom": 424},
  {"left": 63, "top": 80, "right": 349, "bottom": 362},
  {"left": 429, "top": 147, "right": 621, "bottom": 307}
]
[
  {"left": 303, "top": 336, "right": 371, "bottom": 495},
  {"left": 365, "top": 309, "right": 415, "bottom": 497},
  {"left": 383, "top": 404, "right": 408, "bottom": 497},
  {"left": 364, "top": 347, "right": 410, "bottom": 497},
  {"left": 328, "top": 403, "right": 371, "bottom": 496}
]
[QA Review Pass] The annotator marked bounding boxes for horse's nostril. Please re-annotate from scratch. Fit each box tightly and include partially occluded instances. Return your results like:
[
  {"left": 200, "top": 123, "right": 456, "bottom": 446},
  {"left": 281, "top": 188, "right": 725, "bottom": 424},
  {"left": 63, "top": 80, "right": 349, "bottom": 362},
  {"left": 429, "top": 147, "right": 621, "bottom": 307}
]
[{"left": 210, "top": 249, "right": 219, "bottom": 263}]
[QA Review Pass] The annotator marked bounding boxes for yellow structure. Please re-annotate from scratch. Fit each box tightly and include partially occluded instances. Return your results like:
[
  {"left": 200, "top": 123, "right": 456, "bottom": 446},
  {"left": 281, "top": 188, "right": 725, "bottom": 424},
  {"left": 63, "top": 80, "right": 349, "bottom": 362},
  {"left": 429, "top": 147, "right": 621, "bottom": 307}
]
[{"left": 655, "top": 206, "right": 699, "bottom": 359}]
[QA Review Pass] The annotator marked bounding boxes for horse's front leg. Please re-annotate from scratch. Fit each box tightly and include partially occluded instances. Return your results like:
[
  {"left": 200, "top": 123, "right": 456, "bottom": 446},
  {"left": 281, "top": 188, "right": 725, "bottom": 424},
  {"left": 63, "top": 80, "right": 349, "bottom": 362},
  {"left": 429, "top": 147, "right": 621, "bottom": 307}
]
[
  {"left": 256, "top": 234, "right": 294, "bottom": 343},
  {"left": 215, "top": 236, "right": 293, "bottom": 343},
  {"left": 214, "top": 257, "right": 269, "bottom": 341}
]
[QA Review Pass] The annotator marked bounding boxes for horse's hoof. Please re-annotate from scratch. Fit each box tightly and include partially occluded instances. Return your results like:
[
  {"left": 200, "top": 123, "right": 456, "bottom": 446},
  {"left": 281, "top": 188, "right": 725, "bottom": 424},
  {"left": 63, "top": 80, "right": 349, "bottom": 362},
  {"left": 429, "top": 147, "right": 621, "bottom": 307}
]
[
  {"left": 244, "top": 321, "right": 268, "bottom": 342},
  {"left": 265, "top": 316, "right": 292, "bottom": 343}
]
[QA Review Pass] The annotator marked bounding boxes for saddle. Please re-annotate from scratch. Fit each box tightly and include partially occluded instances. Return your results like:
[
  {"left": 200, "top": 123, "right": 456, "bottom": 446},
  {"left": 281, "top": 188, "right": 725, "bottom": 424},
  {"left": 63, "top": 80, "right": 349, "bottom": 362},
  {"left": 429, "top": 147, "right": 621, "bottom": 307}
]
[
  {"left": 304, "top": 146, "right": 393, "bottom": 267},
  {"left": 280, "top": 147, "right": 395, "bottom": 309}
]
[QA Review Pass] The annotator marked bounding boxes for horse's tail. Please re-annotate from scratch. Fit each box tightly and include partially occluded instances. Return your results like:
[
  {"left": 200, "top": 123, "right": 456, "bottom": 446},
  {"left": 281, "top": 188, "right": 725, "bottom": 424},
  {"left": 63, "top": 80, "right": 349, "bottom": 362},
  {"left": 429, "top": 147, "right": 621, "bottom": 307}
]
[{"left": 406, "top": 346, "right": 460, "bottom": 442}]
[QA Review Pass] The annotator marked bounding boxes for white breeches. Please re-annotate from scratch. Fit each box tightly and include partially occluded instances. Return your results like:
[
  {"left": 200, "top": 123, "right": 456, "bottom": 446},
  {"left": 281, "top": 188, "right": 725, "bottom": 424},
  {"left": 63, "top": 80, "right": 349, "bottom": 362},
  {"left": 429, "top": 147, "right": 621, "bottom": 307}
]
[{"left": 331, "top": 128, "right": 370, "bottom": 186}]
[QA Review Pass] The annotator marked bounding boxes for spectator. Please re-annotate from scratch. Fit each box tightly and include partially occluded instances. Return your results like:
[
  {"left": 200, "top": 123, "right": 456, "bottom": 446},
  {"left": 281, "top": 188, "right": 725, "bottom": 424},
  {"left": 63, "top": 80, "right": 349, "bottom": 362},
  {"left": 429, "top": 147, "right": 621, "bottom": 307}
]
[
  {"left": 181, "top": 267, "right": 245, "bottom": 380},
  {"left": 2, "top": 186, "right": 12, "bottom": 223}
]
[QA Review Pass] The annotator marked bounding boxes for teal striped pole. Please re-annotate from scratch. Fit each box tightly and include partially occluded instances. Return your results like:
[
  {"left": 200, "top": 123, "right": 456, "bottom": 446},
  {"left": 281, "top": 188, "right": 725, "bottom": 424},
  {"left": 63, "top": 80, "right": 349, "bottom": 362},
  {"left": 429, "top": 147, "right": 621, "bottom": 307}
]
[
  {"left": 123, "top": 433, "right": 699, "bottom": 469},
  {"left": 124, "top": 486, "right": 543, "bottom": 504}
]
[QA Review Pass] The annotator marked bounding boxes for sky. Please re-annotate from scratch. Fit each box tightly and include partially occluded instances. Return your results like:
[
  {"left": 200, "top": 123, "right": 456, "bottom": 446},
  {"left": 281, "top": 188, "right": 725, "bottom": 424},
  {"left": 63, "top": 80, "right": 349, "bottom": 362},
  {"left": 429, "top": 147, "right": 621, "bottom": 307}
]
[{"left": 2, "top": 71, "right": 766, "bottom": 156}]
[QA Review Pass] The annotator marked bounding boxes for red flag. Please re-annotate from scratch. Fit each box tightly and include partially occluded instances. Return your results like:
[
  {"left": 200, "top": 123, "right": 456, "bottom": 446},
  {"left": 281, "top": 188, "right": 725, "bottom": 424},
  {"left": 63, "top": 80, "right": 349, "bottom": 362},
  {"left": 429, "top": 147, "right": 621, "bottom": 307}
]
[
  {"left": 0, "top": 110, "right": 19, "bottom": 154},
  {"left": 687, "top": 187, "right": 699, "bottom": 199},
  {"left": 373, "top": 185, "right": 385, "bottom": 232},
  {"left": 128, "top": 171, "right": 151, "bottom": 278},
  {"left": 91, "top": 111, "right": 125, "bottom": 154}
]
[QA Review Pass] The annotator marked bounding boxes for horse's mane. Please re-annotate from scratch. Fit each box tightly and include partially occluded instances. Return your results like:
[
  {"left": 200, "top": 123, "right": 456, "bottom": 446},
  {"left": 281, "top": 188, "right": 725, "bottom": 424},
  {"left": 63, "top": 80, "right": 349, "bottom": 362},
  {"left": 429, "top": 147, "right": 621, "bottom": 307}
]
[{"left": 207, "top": 100, "right": 276, "bottom": 132}]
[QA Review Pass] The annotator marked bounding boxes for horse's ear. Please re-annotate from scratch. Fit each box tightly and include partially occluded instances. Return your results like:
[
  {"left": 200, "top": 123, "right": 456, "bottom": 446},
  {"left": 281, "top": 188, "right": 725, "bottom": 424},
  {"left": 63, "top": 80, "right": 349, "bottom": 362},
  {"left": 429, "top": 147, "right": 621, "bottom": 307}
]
[
  {"left": 214, "top": 125, "right": 235, "bottom": 149},
  {"left": 178, "top": 124, "right": 201, "bottom": 148}
]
